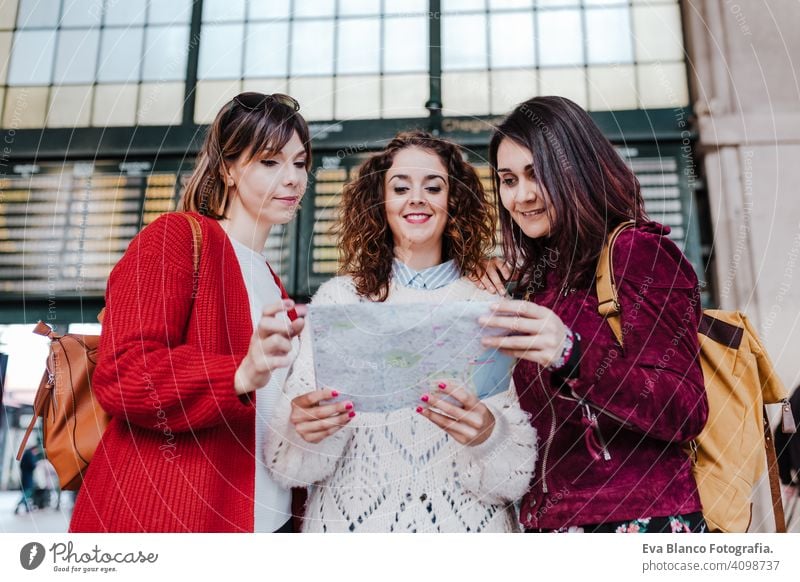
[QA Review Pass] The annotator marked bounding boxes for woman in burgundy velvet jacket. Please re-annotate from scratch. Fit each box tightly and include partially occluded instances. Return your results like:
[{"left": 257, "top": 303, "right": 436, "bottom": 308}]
[{"left": 479, "top": 96, "right": 709, "bottom": 533}]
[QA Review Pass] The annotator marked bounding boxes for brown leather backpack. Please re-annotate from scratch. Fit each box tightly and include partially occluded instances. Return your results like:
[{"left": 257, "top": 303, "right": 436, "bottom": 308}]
[{"left": 16, "top": 213, "right": 202, "bottom": 490}]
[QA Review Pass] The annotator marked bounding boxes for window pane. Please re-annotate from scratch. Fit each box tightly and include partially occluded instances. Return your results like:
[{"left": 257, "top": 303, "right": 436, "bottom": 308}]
[
  {"left": 443, "top": 71, "right": 490, "bottom": 115},
  {"left": 384, "top": 17, "right": 427, "bottom": 73},
  {"left": 97, "top": 27, "right": 144, "bottom": 83},
  {"left": 588, "top": 65, "right": 636, "bottom": 111},
  {"left": 92, "top": 83, "right": 138, "bottom": 126},
  {"left": 443, "top": 14, "right": 488, "bottom": 71},
  {"left": 248, "top": 0, "right": 290, "bottom": 20},
  {"left": 0, "top": 0, "right": 18, "bottom": 29},
  {"left": 242, "top": 77, "right": 289, "bottom": 94},
  {"left": 538, "top": 67, "right": 587, "bottom": 107},
  {"left": 289, "top": 76, "right": 333, "bottom": 121},
  {"left": 245, "top": 22, "right": 289, "bottom": 77},
  {"left": 339, "top": 0, "right": 380, "bottom": 16},
  {"left": 60, "top": 0, "right": 103, "bottom": 28},
  {"left": 137, "top": 82, "right": 184, "bottom": 125},
  {"left": 46, "top": 84, "right": 93, "bottom": 127},
  {"left": 381, "top": 74, "right": 427, "bottom": 118},
  {"left": 538, "top": 9, "right": 583, "bottom": 66},
  {"left": 586, "top": 7, "right": 633, "bottom": 64},
  {"left": 637, "top": 62, "right": 688, "bottom": 108},
  {"left": 443, "top": 0, "right": 485, "bottom": 11},
  {"left": 198, "top": 23, "right": 244, "bottom": 80},
  {"left": 384, "top": 0, "right": 427, "bottom": 14},
  {"left": 490, "top": 69, "right": 536, "bottom": 114},
  {"left": 194, "top": 79, "right": 241, "bottom": 123},
  {"left": 8, "top": 30, "right": 57, "bottom": 85},
  {"left": 3, "top": 86, "right": 48, "bottom": 127},
  {"left": 142, "top": 26, "right": 189, "bottom": 82},
  {"left": 585, "top": 0, "right": 628, "bottom": 5},
  {"left": 17, "top": 0, "right": 59, "bottom": 28},
  {"left": 537, "top": 0, "right": 579, "bottom": 7},
  {"left": 54, "top": 29, "right": 100, "bottom": 84},
  {"left": 335, "top": 75, "right": 380, "bottom": 120},
  {"left": 203, "top": 0, "right": 246, "bottom": 22},
  {"left": 105, "top": 0, "right": 146, "bottom": 26},
  {"left": 337, "top": 18, "right": 379, "bottom": 74},
  {"left": 148, "top": 0, "right": 193, "bottom": 24},
  {"left": 491, "top": 0, "right": 532, "bottom": 8},
  {"left": 0, "top": 31, "right": 13, "bottom": 83},
  {"left": 290, "top": 20, "right": 334, "bottom": 76},
  {"left": 293, "top": 0, "right": 335, "bottom": 18},
  {"left": 490, "top": 12, "right": 535, "bottom": 68},
  {"left": 633, "top": 4, "right": 685, "bottom": 62}
]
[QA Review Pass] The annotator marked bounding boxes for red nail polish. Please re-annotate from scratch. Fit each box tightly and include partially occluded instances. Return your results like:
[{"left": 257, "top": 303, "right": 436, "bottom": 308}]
[
  {"left": 421, "top": 394, "right": 429, "bottom": 402},
  {"left": 345, "top": 402, "right": 353, "bottom": 410},
  {"left": 438, "top": 382, "right": 446, "bottom": 390},
  {"left": 416, "top": 406, "right": 423, "bottom": 414},
  {"left": 331, "top": 390, "right": 339, "bottom": 398},
  {"left": 348, "top": 411, "right": 356, "bottom": 418}
]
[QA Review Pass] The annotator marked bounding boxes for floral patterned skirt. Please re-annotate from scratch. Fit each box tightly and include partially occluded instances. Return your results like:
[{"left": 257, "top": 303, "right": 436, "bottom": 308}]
[{"left": 527, "top": 512, "right": 706, "bottom": 533}]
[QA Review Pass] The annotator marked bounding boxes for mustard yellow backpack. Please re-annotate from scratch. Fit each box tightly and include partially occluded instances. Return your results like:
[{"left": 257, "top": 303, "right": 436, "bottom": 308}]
[{"left": 596, "top": 221, "right": 796, "bottom": 532}]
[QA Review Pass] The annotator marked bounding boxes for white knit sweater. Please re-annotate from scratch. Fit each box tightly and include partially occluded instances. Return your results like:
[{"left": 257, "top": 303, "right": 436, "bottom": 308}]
[{"left": 265, "top": 276, "right": 538, "bottom": 533}]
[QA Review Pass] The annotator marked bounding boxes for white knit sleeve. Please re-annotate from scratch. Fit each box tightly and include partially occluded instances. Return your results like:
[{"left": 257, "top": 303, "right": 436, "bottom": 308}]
[
  {"left": 264, "top": 278, "right": 356, "bottom": 488},
  {"left": 455, "top": 381, "right": 538, "bottom": 504}
]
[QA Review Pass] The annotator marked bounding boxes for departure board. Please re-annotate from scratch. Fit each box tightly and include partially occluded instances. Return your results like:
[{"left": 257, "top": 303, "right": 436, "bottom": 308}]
[{"left": 0, "top": 160, "right": 292, "bottom": 299}]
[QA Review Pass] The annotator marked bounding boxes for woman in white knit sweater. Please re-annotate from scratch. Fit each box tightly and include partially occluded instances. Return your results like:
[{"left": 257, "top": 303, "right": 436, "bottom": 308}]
[{"left": 265, "top": 131, "right": 537, "bottom": 532}]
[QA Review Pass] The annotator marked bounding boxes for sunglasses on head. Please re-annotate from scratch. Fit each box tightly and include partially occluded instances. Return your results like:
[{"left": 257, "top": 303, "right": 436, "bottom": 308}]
[{"left": 232, "top": 92, "right": 300, "bottom": 113}]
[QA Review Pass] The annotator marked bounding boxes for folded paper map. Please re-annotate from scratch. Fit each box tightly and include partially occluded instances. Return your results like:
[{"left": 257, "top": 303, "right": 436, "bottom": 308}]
[{"left": 308, "top": 301, "right": 514, "bottom": 413}]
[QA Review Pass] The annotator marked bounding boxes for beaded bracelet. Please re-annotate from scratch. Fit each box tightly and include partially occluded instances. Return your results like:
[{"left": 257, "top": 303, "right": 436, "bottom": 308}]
[{"left": 548, "top": 327, "right": 576, "bottom": 371}]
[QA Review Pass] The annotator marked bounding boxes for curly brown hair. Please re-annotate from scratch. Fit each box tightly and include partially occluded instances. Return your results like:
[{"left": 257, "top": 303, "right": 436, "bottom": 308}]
[{"left": 337, "top": 130, "right": 496, "bottom": 301}]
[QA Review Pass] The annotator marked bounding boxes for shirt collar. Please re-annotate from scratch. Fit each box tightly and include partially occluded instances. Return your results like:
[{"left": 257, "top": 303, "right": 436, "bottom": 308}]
[{"left": 392, "top": 259, "right": 460, "bottom": 290}]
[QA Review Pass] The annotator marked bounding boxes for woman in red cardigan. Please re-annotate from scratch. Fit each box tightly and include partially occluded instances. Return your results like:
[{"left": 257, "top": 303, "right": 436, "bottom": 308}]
[{"left": 69, "top": 93, "right": 316, "bottom": 532}]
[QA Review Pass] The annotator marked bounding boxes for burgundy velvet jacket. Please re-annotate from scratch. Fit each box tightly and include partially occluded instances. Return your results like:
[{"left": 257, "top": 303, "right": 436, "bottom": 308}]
[{"left": 515, "top": 222, "right": 709, "bottom": 530}]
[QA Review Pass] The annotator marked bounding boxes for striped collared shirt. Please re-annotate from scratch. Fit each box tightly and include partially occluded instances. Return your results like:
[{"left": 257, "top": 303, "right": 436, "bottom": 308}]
[{"left": 392, "top": 258, "right": 461, "bottom": 290}]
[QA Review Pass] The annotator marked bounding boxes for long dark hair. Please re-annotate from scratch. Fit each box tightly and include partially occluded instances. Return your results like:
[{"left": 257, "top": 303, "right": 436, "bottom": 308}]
[
  {"left": 489, "top": 96, "right": 647, "bottom": 293},
  {"left": 181, "top": 94, "right": 311, "bottom": 219},
  {"left": 337, "top": 130, "right": 496, "bottom": 301}
]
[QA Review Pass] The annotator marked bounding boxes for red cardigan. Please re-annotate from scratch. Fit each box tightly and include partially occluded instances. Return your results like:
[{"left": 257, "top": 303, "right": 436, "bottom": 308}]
[{"left": 69, "top": 212, "right": 303, "bottom": 532}]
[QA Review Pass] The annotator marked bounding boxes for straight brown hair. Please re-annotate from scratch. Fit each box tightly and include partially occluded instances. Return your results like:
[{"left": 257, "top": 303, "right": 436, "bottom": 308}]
[
  {"left": 181, "top": 95, "right": 311, "bottom": 219},
  {"left": 489, "top": 96, "right": 648, "bottom": 293}
]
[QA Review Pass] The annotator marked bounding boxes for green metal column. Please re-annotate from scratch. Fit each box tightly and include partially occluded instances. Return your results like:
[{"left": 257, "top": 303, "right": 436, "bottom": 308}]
[
  {"left": 426, "top": 0, "right": 443, "bottom": 135},
  {"left": 182, "top": 0, "right": 204, "bottom": 126}
]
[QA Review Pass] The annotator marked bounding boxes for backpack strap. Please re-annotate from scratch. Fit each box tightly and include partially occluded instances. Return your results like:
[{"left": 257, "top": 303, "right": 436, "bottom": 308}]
[
  {"left": 16, "top": 323, "right": 58, "bottom": 460},
  {"left": 764, "top": 404, "right": 788, "bottom": 532},
  {"left": 267, "top": 263, "right": 298, "bottom": 321},
  {"left": 595, "top": 220, "right": 636, "bottom": 347},
  {"left": 183, "top": 213, "right": 202, "bottom": 274},
  {"left": 97, "top": 213, "right": 202, "bottom": 325}
]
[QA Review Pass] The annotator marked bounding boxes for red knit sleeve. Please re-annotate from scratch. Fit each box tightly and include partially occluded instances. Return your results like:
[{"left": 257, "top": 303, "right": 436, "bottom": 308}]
[{"left": 92, "top": 214, "right": 251, "bottom": 433}]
